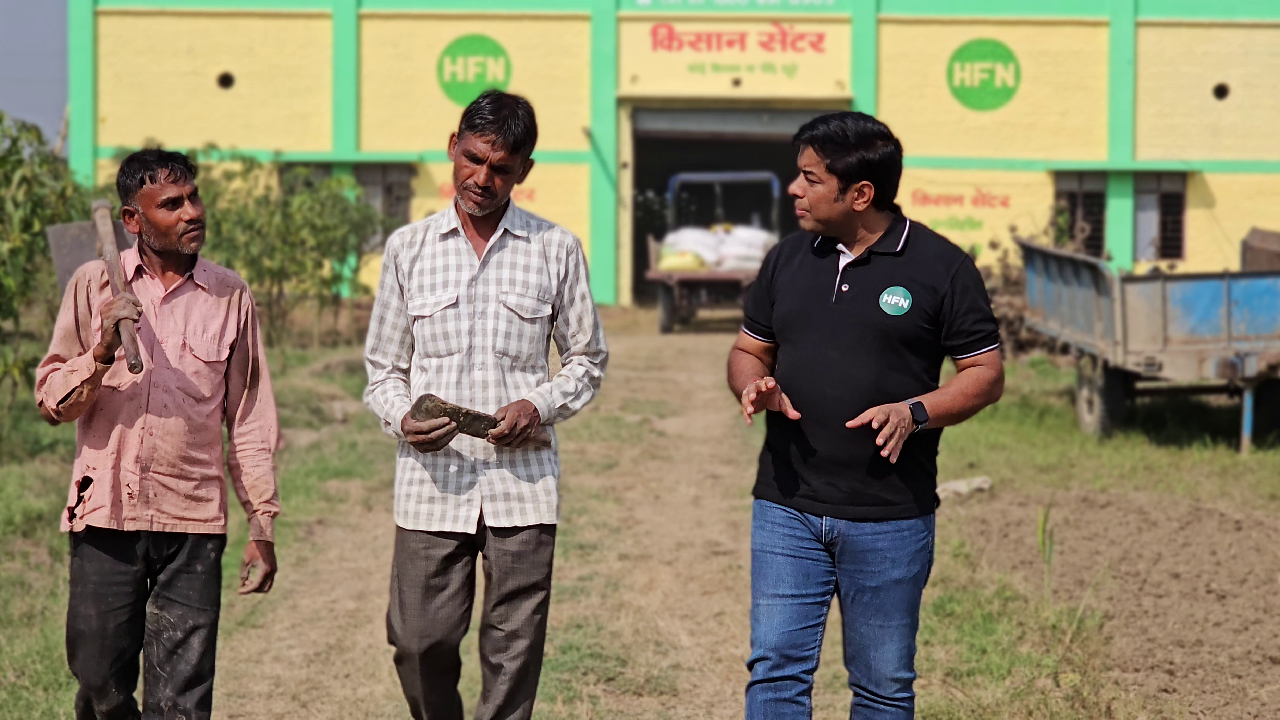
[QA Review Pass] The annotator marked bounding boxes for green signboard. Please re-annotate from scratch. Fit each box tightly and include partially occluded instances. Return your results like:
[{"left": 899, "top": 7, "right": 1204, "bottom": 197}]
[
  {"left": 947, "top": 38, "right": 1020, "bottom": 111},
  {"left": 438, "top": 34, "right": 511, "bottom": 107}
]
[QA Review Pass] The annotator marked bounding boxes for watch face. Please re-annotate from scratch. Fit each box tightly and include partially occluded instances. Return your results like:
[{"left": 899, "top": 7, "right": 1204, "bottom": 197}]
[{"left": 910, "top": 401, "right": 929, "bottom": 425}]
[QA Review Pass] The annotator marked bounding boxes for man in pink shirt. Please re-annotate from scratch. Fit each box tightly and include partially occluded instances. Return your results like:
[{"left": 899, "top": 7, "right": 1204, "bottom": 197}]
[{"left": 35, "top": 149, "right": 280, "bottom": 720}]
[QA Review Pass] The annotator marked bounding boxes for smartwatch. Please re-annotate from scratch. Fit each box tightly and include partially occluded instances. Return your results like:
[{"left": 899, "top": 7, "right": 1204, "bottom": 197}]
[{"left": 906, "top": 400, "right": 929, "bottom": 433}]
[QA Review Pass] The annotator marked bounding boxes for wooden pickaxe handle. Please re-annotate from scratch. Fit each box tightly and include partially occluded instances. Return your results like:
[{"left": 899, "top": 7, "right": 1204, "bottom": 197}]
[{"left": 91, "top": 200, "right": 144, "bottom": 375}]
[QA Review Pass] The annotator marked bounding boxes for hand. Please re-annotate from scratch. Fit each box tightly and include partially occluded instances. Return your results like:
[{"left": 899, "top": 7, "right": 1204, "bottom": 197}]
[
  {"left": 740, "top": 377, "right": 801, "bottom": 426},
  {"left": 488, "top": 400, "right": 542, "bottom": 448},
  {"left": 93, "top": 293, "right": 142, "bottom": 364},
  {"left": 846, "top": 403, "right": 915, "bottom": 463},
  {"left": 401, "top": 413, "right": 459, "bottom": 453},
  {"left": 238, "top": 540, "right": 277, "bottom": 595}
]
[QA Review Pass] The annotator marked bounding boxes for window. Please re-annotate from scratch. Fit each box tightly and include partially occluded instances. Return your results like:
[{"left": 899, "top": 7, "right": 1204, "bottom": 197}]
[
  {"left": 355, "top": 164, "right": 416, "bottom": 249},
  {"left": 1135, "top": 173, "right": 1185, "bottom": 262},
  {"left": 1054, "top": 173, "right": 1107, "bottom": 258}
]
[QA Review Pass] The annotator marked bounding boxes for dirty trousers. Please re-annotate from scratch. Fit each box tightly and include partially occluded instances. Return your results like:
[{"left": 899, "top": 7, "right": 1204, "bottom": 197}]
[
  {"left": 387, "top": 520, "right": 556, "bottom": 720},
  {"left": 66, "top": 527, "right": 225, "bottom": 720}
]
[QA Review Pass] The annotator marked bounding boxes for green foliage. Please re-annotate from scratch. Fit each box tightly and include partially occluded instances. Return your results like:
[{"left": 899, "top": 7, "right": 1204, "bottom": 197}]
[
  {"left": 196, "top": 158, "right": 384, "bottom": 347},
  {"left": 0, "top": 112, "right": 86, "bottom": 331},
  {"left": 1037, "top": 502, "right": 1055, "bottom": 604},
  {"left": 0, "top": 112, "right": 91, "bottom": 452}
]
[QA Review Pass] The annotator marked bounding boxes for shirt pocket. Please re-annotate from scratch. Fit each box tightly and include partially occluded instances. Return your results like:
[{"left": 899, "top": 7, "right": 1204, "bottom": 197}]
[
  {"left": 178, "top": 333, "right": 233, "bottom": 401},
  {"left": 408, "top": 291, "right": 462, "bottom": 358},
  {"left": 495, "top": 292, "right": 554, "bottom": 365}
]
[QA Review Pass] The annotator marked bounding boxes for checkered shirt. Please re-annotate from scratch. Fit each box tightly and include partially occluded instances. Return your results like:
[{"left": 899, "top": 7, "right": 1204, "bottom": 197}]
[{"left": 364, "top": 201, "right": 608, "bottom": 533}]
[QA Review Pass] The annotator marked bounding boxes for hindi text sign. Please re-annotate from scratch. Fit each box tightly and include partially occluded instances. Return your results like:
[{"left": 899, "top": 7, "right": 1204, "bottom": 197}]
[{"left": 619, "top": 17, "right": 850, "bottom": 99}]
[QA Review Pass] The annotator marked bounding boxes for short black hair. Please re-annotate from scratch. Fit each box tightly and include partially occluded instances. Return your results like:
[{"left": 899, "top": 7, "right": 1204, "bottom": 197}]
[
  {"left": 116, "top": 149, "right": 198, "bottom": 207},
  {"left": 457, "top": 90, "right": 538, "bottom": 158},
  {"left": 792, "top": 112, "right": 903, "bottom": 212}
]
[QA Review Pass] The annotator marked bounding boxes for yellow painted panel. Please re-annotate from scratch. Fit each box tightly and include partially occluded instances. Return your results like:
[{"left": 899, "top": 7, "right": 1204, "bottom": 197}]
[
  {"left": 898, "top": 168, "right": 1054, "bottom": 267},
  {"left": 879, "top": 21, "right": 1108, "bottom": 160},
  {"left": 618, "top": 16, "right": 851, "bottom": 99},
  {"left": 362, "top": 162, "right": 593, "bottom": 290},
  {"left": 1133, "top": 173, "right": 1280, "bottom": 275},
  {"left": 97, "top": 11, "right": 332, "bottom": 152},
  {"left": 1136, "top": 25, "right": 1280, "bottom": 160},
  {"left": 95, "top": 158, "right": 120, "bottom": 187},
  {"left": 361, "top": 15, "right": 591, "bottom": 152}
]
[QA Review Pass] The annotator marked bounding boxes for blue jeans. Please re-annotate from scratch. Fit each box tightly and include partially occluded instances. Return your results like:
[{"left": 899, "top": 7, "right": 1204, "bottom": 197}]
[{"left": 746, "top": 499, "right": 935, "bottom": 720}]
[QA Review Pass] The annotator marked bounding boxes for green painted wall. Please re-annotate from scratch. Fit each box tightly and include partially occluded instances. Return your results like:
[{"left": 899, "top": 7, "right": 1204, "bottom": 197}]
[
  {"left": 332, "top": 0, "right": 359, "bottom": 157},
  {"left": 852, "top": 0, "right": 877, "bottom": 115},
  {"left": 1105, "top": 172, "right": 1135, "bottom": 270},
  {"left": 589, "top": 0, "right": 619, "bottom": 304},
  {"left": 67, "top": 0, "right": 95, "bottom": 185},
  {"left": 1106, "top": 0, "right": 1137, "bottom": 273}
]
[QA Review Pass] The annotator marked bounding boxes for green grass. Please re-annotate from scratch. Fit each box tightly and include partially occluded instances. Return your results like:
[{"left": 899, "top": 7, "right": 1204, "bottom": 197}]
[
  {"left": 913, "top": 540, "right": 1113, "bottom": 720},
  {"left": 0, "top": 393, "right": 78, "bottom": 719},
  {"left": 0, "top": 346, "right": 385, "bottom": 720},
  {"left": 938, "top": 356, "right": 1280, "bottom": 507}
]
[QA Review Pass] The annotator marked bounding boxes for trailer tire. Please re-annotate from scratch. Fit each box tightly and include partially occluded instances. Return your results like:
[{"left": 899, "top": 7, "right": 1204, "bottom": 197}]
[
  {"left": 1076, "top": 356, "right": 1130, "bottom": 437},
  {"left": 658, "top": 284, "right": 676, "bottom": 334}
]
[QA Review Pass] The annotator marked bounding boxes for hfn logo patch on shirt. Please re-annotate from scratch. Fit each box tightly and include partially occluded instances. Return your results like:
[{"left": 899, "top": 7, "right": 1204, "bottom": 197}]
[{"left": 879, "top": 286, "right": 913, "bottom": 315}]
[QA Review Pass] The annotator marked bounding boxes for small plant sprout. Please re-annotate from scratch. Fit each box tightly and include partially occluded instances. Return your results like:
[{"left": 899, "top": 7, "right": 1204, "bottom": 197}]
[{"left": 1037, "top": 502, "right": 1055, "bottom": 606}]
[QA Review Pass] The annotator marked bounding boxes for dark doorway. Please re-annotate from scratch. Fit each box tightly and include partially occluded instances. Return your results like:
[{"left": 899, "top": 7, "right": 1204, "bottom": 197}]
[{"left": 633, "top": 111, "right": 842, "bottom": 304}]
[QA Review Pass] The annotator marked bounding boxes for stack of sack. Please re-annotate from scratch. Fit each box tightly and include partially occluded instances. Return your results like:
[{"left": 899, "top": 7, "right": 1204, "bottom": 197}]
[
  {"left": 656, "top": 224, "right": 777, "bottom": 272},
  {"left": 717, "top": 225, "right": 775, "bottom": 272}
]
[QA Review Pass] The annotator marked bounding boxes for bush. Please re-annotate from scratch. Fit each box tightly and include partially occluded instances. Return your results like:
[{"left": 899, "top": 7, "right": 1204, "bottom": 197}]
[
  {"left": 0, "top": 112, "right": 91, "bottom": 452},
  {"left": 197, "top": 158, "right": 385, "bottom": 347}
]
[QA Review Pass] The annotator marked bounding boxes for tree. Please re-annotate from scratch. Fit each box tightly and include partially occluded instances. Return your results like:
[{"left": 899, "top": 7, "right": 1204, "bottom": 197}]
[
  {"left": 197, "top": 156, "right": 384, "bottom": 348},
  {"left": 0, "top": 111, "right": 89, "bottom": 449}
]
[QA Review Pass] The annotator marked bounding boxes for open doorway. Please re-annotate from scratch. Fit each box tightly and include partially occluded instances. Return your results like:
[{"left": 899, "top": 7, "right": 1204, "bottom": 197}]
[{"left": 629, "top": 107, "right": 833, "bottom": 303}]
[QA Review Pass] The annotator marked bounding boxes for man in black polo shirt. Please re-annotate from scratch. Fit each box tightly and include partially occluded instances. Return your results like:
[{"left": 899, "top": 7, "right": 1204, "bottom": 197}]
[{"left": 727, "top": 112, "right": 1004, "bottom": 719}]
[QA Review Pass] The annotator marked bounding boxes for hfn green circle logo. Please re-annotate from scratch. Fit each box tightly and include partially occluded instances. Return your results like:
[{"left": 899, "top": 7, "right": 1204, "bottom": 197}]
[
  {"left": 879, "top": 286, "right": 913, "bottom": 316},
  {"left": 948, "top": 38, "right": 1020, "bottom": 111},
  {"left": 437, "top": 35, "right": 511, "bottom": 107}
]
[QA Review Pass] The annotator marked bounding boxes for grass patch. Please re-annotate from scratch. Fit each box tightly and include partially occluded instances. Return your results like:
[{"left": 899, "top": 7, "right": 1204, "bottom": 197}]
[
  {"left": 559, "top": 410, "right": 659, "bottom": 445},
  {"left": 938, "top": 356, "right": 1280, "bottom": 507},
  {"left": 0, "top": 395, "right": 77, "bottom": 719},
  {"left": 0, "top": 346, "right": 382, "bottom": 720},
  {"left": 912, "top": 541, "right": 1123, "bottom": 720}
]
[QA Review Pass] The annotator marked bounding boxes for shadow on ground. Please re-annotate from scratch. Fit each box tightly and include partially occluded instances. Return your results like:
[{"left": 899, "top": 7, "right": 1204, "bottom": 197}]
[{"left": 1116, "top": 389, "right": 1280, "bottom": 450}]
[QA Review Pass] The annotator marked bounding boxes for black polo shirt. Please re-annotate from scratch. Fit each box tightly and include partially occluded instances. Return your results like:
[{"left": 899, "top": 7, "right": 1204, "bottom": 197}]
[{"left": 742, "top": 214, "right": 1000, "bottom": 520}]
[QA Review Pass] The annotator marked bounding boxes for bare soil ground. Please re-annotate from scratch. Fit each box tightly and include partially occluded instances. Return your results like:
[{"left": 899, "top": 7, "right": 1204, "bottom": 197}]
[
  {"left": 211, "top": 309, "right": 1280, "bottom": 719},
  {"left": 944, "top": 488, "right": 1280, "bottom": 719}
]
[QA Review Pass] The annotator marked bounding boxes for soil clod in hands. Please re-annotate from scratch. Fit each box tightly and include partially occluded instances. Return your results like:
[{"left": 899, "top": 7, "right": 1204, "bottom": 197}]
[{"left": 410, "top": 393, "right": 500, "bottom": 439}]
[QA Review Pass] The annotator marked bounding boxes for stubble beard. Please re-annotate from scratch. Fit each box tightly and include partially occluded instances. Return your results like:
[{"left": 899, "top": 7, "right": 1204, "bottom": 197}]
[
  {"left": 138, "top": 225, "right": 200, "bottom": 256},
  {"left": 456, "top": 195, "right": 484, "bottom": 217}
]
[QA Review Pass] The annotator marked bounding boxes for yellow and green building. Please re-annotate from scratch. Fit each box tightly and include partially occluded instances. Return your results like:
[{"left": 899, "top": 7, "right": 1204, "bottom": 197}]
[{"left": 69, "top": 0, "right": 1280, "bottom": 305}]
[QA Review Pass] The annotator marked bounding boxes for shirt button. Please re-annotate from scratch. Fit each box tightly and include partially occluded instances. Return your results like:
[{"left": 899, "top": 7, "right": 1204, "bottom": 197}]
[
  {"left": 841, "top": 284, "right": 850, "bottom": 292},
  {"left": 474, "top": 363, "right": 484, "bottom": 371}
]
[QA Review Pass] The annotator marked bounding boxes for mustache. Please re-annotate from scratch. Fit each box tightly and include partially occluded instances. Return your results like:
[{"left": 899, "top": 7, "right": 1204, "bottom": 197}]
[
  {"left": 459, "top": 182, "right": 494, "bottom": 199},
  {"left": 179, "top": 220, "right": 205, "bottom": 236}
]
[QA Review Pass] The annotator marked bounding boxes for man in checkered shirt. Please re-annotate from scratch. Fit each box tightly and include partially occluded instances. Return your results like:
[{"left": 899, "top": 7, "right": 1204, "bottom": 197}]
[{"left": 363, "top": 90, "right": 607, "bottom": 720}]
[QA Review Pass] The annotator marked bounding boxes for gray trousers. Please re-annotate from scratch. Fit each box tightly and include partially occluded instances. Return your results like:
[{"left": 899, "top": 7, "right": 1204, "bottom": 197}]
[{"left": 387, "top": 519, "right": 556, "bottom": 720}]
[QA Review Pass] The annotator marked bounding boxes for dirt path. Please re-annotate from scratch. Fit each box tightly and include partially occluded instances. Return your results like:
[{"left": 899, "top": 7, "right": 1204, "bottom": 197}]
[
  {"left": 214, "top": 490, "right": 405, "bottom": 719},
  {"left": 211, "top": 310, "right": 1280, "bottom": 719}
]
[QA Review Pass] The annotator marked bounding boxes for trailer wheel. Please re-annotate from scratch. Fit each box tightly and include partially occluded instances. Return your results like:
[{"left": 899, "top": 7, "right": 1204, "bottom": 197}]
[
  {"left": 1076, "top": 355, "right": 1130, "bottom": 437},
  {"left": 658, "top": 284, "right": 676, "bottom": 334}
]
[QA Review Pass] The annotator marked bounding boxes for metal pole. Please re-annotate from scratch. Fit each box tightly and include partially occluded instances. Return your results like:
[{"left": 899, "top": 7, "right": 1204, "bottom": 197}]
[{"left": 1241, "top": 384, "right": 1255, "bottom": 455}]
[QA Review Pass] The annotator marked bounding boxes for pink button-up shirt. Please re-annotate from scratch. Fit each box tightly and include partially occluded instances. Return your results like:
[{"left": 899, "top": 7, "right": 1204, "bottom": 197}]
[{"left": 35, "top": 247, "right": 280, "bottom": 541}]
